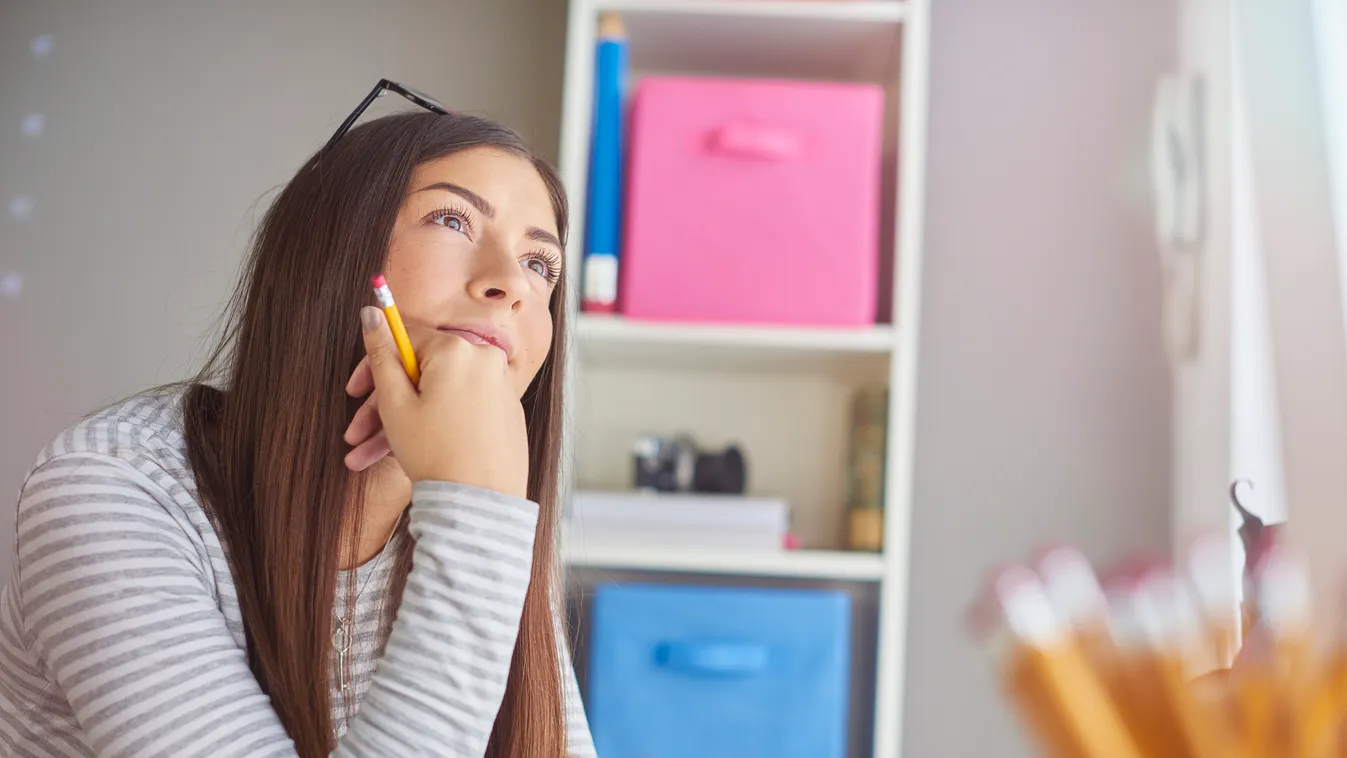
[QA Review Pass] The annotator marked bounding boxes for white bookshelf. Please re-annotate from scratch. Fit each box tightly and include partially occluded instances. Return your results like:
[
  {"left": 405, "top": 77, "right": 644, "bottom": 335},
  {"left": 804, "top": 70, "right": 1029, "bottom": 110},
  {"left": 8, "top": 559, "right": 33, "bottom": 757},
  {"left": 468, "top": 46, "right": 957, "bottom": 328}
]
[{"left": 556, "top": 1, "right": 929, "bottom": 756}]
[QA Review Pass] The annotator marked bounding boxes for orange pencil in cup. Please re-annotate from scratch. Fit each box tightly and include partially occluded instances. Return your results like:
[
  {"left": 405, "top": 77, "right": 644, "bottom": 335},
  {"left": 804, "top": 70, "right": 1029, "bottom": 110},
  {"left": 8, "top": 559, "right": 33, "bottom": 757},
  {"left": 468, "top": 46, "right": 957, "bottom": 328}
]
[
  {"left": 1300, "top": 581, "right": 1347, "bottom": 758},
  {"left": 1183, "top": 532, "right": 1242, "bottom": 672},
  {"left": 1248, "top": 541, "right": 1316, "bottom": 758},
  {"left": 1098, "top": 560, "right": 1192, "bottom": 758},
  {"left": 1225, "top": 536, "right": 1311, "bottom": 758},
  {"left": 1035, "top": 544, "right": 1114, "bottom": 660},
  {"left": 1129, "top": 562, "right": 1234, "bottom": 758},
  {"left": 370, "top": 274, "right": 421, "bottom": 386},
  {"left": 1034, "top": 546, "right": 1146, "bottom": 748},
  {"left": 969, "top": 564, "right": 1144, "bottom": 758},
  {"left": 968, "top": 566, "right": 1078, "bottom": 758}
]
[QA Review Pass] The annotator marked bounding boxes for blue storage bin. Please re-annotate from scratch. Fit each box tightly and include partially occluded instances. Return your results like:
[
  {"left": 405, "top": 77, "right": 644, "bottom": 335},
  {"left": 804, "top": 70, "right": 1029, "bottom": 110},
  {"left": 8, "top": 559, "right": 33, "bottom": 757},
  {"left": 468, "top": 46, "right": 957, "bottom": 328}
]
[{"left": 586, "top": 582, "right": 851, "bottom": 758}]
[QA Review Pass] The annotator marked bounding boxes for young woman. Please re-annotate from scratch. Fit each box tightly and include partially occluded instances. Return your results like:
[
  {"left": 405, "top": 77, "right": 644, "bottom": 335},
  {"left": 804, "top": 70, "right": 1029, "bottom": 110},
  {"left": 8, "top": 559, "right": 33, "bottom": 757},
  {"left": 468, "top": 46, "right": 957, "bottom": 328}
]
[{"left": 0, "top": 100, "right": 596, "bottom": 757}]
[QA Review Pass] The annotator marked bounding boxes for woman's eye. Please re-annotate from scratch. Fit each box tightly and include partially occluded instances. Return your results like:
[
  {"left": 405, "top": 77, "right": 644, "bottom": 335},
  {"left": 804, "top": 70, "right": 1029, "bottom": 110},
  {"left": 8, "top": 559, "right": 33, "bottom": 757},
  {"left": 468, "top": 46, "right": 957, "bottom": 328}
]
[
  {"left": 524, "top": 255, "right": 563, "bottom": 283},
  {"left": 431, "top": 212, "right": 466, "bottom": 232}
]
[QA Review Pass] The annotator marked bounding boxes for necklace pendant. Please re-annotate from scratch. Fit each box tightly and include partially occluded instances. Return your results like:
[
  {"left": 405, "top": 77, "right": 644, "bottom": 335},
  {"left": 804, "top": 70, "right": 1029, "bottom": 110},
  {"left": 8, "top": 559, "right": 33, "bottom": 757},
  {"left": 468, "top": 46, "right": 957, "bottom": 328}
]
[{"left": 332, "top": 622, "right": 352, "bottom": 654}]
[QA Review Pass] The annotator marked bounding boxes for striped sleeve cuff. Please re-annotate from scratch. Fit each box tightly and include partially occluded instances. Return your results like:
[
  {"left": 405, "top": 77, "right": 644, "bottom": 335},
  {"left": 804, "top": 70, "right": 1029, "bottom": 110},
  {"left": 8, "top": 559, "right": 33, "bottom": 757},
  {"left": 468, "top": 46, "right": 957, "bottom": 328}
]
[{"left": 409, "top": 481, "right": 539, "bottom": 544}]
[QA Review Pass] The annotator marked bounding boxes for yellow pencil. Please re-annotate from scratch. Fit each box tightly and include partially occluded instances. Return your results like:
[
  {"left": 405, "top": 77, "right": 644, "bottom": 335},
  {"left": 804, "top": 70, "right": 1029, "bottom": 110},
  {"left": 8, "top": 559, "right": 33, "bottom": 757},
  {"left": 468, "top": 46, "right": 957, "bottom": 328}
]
[
  {"left": 370, "top": 273, "right": 421, "bottom": 386},
  {"left": 979, "top": 566, "right": 1146, "bottom": 758}
]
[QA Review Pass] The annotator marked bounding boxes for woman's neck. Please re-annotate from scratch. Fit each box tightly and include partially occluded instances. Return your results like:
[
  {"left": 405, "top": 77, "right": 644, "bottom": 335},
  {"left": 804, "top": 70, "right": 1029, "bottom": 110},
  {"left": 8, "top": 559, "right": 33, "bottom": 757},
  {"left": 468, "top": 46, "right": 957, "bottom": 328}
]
[{"left": 342, "top": 457, "right": 412, "bottom": 569}]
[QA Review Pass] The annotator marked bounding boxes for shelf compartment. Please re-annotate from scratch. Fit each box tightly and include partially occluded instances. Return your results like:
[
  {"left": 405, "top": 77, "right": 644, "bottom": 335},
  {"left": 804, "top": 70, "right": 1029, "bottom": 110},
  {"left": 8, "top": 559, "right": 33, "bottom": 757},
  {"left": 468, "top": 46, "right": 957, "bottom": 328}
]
[
  {"left": 593, "top": 0, "right": 905, "bottom": 83},
  {"left": 575, "top": 314, "right": 895, "bottom": 375}
]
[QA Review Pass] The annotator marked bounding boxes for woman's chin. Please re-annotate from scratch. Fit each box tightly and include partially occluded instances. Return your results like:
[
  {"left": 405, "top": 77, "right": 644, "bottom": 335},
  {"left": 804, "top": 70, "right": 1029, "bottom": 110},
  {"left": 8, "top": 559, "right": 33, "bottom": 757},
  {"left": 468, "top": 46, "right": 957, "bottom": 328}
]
[{"left": 365, "top": 456, "right": 413, "bottom": 507}]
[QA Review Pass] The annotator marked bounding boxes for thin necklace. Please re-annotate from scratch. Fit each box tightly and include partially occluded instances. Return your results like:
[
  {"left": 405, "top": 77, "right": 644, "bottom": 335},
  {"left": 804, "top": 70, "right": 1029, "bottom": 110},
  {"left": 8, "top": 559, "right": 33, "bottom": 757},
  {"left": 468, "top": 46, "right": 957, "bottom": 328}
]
[{"left": 333, "top": 511, "right": 403, "bottom": 700}]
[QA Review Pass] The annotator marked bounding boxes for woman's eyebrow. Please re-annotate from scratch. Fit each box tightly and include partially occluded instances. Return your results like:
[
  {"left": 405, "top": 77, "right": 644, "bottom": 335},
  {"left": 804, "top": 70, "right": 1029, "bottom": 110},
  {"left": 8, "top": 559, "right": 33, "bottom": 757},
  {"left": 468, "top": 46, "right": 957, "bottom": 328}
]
[
  {"left": 527, "top": 227, "right": 562, "bottom": 249},
  {"left": 416, "top": 181, "right": 560, "bottom": 249},
  {"left": 414, "top": 182, "right": 496, "bottom": 218}
]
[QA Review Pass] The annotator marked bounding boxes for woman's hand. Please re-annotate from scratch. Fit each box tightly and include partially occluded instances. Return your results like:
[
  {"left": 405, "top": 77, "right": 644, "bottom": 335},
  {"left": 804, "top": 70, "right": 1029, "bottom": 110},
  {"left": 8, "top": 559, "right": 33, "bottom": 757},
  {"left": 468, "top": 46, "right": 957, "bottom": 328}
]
[
  {"left": 345, "top": 306, "right": 530, "bottom": 498},
  {"left": 344, "top": 363, "right": 391, "bottom": 472}
]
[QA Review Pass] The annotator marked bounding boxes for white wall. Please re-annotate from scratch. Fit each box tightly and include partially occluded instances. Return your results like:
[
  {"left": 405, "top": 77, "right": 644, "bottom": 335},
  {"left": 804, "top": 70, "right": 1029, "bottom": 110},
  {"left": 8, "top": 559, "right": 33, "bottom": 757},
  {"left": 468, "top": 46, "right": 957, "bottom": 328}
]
[
  {"left": 902, "top": 1, "right": 1176, "bottom": 755},
  {"left": 0, "top": 0, "right": 566, "bottom": 584},
  {"left": 1177, "top": 0, "right": 1347, "bottom": 648},
  {"left": 1234, "top": 0, "right": 1347, "bottom": 611}
]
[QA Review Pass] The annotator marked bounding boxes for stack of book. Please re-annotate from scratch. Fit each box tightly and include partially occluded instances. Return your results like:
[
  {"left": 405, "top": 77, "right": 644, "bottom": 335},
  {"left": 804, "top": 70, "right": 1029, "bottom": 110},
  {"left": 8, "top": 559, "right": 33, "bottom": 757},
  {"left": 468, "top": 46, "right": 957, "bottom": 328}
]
[{"left": 563, "top": 490, "right": 792, "bottom": 551}]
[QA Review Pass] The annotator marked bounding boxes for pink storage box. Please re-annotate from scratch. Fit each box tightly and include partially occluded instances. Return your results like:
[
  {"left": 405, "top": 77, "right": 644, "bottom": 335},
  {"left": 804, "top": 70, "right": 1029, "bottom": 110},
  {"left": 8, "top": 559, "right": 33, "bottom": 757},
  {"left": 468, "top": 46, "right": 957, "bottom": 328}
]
[{"left": 619, "top": 76, "right": 885, "bottom": 326}]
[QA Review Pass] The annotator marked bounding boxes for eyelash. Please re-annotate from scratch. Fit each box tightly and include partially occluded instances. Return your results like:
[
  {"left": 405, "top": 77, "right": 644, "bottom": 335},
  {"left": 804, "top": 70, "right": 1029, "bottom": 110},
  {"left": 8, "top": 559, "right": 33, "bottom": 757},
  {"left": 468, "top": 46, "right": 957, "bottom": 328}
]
[
  {"left": 424, "top": 203, "right": 476, "bottom": 236},
  {"left": 423, "top": 203, "right": 562, "bottom": 285},
  {"left": 524, "top": 249, "right": 563, "bottom": 285}
]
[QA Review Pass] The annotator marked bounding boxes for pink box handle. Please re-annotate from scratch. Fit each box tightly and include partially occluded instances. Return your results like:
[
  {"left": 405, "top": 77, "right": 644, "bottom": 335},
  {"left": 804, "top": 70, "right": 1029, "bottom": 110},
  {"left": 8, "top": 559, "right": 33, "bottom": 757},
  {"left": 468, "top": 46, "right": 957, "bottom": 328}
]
[{"left": 703, "top": 122, "right": 803, "bottom": 161}]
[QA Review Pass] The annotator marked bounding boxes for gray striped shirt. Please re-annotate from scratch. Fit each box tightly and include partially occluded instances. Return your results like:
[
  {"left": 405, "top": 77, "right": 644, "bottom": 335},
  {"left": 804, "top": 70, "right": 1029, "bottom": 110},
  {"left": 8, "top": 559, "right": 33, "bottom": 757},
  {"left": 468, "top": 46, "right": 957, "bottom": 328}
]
[{"left": 0, "top": 392, "right": 597, "bottom": 757}]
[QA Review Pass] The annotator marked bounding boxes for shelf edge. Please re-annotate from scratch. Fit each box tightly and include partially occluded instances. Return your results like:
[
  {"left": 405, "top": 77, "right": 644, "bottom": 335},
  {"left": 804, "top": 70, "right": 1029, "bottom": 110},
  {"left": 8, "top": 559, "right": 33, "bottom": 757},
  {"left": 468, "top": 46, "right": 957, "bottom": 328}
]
[
  {"left": 592, "top": 0, "right": 908, "bottom": 24},
  {"left": 563, "top": 546, "right": 888, "bottom": 580}
]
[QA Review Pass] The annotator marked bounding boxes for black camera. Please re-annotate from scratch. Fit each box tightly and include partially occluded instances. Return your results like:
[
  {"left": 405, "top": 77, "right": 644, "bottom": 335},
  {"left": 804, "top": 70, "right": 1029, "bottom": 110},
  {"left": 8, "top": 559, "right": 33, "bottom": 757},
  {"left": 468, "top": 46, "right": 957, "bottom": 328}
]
[{"left": 632, "top": 434, "right": 747, "bottom": 495}]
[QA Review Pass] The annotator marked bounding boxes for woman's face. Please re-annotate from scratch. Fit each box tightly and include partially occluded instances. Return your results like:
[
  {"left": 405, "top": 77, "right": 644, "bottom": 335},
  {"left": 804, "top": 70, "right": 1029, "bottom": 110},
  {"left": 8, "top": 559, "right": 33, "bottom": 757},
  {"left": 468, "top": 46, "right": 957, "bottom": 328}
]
[{"left": 382, "top": 147, "right": 562, "bottom": 397}]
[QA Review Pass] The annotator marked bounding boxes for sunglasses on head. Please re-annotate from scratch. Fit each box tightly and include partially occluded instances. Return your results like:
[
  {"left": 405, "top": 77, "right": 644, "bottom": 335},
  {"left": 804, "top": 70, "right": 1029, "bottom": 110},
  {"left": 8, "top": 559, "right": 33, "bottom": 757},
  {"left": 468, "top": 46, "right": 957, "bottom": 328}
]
[{"left": 319, "top": 79, "right": 450, "bottom": 158}]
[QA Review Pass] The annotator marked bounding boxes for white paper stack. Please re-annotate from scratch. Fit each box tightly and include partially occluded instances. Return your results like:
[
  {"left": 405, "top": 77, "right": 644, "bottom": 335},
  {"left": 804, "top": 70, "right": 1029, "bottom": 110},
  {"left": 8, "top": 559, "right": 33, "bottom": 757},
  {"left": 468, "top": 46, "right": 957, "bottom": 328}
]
[{"left": 563, "top": 490, "right": 791, "bottom": 550}]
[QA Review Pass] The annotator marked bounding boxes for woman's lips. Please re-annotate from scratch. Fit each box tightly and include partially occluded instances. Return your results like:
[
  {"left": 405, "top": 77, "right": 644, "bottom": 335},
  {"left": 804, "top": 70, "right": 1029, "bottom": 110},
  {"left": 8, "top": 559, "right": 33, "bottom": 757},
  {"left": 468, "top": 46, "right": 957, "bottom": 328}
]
[{"left": 439, "top": 326, "right": 511, "bottom": 359}]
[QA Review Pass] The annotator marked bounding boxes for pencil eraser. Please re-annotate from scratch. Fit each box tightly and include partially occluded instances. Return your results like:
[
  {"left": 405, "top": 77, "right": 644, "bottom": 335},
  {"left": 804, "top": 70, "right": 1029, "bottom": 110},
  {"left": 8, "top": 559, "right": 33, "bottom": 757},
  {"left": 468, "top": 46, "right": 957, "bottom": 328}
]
[
  {"left": 965, "top": 563, "right": 1017, "bottom": 640},
  {"left": 1036, "top": 545, "right": 1108, "bottom": 625},
  {"left": 370, "top": 273, "right": 387, "bottom": 289},
  {"left": 992, "top": 566, "right": 1062, "bottom": 644},
  {"left": 1098, "top": 553, "right": 1166, "bottom": 591}
]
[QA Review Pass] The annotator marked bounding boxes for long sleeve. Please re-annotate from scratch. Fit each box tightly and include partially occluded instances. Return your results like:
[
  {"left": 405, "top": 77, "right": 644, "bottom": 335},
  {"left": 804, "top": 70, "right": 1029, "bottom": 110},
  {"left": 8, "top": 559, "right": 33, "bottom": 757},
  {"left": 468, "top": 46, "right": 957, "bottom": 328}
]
[
  {"left": 5, "top": 452, "right": 564, "bottom": 757},
  {"left": 12, "top": 452, "right": 294, "bottom": 757},
  {"left": 337, "top": 481, "right": 540, "bottom": 755}
]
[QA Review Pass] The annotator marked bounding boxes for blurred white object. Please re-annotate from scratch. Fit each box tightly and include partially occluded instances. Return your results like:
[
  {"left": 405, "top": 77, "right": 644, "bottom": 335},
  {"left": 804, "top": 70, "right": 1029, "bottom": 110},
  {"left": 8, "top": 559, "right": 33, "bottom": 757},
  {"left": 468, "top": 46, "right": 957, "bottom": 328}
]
[
  {"left": 564, "top": 489, "right": 790, "bottom": 550},
  {"left": 0, "top": 272, "right": 23, "bottom": 300},
  {"left": 1151, "top": 73, "right": 1206, "bottom": 363},
  {"left": 1235, "top": 0, "right": 1347, "bottom": 618},
  {"left": 22, "top": 114, "right": 45, "bottom": 138},
  {"left": 30, "top": 35, "right": 53, "bottom": 58},
  {"left": 1152, "top": 74, "right": 1205, "bottom": 251},
  {"left": 8, "top": 196, "right": 34, "bottom": 220}
]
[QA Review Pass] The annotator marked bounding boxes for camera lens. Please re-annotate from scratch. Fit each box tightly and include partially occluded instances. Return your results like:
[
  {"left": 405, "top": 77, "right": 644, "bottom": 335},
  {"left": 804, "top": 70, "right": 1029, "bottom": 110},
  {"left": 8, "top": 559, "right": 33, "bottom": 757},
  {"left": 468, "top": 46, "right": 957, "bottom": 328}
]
[{"left": 693, "top": 445, "right": 746, "bottom": 494}]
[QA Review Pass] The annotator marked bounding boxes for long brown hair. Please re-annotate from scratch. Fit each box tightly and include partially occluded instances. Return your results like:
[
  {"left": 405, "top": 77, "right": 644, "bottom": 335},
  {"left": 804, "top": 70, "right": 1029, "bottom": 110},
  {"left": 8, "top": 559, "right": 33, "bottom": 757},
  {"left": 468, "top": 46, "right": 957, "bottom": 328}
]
[{"left": 180, "top": 112, "right": 570, "bottom": 757}]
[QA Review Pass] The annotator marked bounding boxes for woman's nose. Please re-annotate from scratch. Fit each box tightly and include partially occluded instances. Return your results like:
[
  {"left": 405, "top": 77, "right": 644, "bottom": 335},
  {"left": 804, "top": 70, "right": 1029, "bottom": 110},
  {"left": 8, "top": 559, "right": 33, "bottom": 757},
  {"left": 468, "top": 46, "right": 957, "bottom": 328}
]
[{"left": 468, "top": 247, "right": 528, "bottom": 308}]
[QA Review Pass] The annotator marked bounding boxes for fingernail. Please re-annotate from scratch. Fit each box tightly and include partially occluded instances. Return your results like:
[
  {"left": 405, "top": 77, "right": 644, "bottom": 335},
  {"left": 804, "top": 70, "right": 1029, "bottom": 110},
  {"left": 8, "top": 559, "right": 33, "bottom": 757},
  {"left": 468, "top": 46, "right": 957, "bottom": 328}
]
[{"left": 361, "top": 306, "right": 382, "bottom": 333}]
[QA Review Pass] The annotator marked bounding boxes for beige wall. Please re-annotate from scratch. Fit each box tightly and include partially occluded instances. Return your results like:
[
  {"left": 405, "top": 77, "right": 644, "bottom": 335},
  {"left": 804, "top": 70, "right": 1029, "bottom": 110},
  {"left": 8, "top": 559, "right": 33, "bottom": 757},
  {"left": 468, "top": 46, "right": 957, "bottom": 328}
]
[
  {"left": 0, "top": 0, "right": 566, "bottom": 571},
  {"left": 0, "top": 1, "right": 1175, "bottom": 755},
  {"left": 902, "top": 1, "right": 1175, "bottom": 755}
]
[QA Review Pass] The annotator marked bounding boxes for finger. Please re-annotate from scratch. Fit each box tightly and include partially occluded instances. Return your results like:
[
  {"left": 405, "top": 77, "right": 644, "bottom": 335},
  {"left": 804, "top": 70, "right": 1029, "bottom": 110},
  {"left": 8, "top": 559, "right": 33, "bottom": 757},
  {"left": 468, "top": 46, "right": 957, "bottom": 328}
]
[
  {"left": 343, "top": 394, "right": 381, "bottom": 446},
  {"left": 344, "top": 429, "right": 392, "bottom": 472},
  {"left": 428, "top": 328, "right": 510, "bottom": 375},
  {"left": 346, "top": 357, "right": 373, "bottom": 397},
  {"left": 360, "top": 307, "right": 415, "bottom": 404}
]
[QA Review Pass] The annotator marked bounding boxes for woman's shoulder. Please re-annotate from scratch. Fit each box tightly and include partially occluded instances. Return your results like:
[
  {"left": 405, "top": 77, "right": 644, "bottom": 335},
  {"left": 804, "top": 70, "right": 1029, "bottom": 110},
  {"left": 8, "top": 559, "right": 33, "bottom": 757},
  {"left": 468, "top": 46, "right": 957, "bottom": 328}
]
[
  {"left": 22, "top": 387, "right": 203, "bottom": 520},
  {"left": 33, "top": 387, "right": 190, "bottom": 473},
  {"left": 18, "top": 386, "right": 222, "bottom": 572},
  {"left": 11, "top": 389, "right": 240, "bottom": 653}
]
